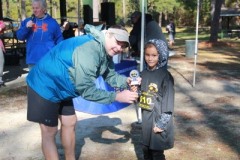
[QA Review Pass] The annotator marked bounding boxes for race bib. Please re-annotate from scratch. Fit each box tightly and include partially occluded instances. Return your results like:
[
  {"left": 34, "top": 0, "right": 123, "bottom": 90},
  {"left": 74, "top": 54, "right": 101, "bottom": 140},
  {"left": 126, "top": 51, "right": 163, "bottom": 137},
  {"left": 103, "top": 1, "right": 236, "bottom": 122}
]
[{"left": 139, "top": 91, "right": 155, "bottom": 111}]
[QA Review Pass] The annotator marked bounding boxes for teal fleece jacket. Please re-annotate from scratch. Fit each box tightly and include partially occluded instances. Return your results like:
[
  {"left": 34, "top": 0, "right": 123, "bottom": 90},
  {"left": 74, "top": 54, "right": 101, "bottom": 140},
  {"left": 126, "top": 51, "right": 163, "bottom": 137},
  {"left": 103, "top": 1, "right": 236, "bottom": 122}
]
[{"left": 27, "top": 25, "right": 128, "bottom": 103}]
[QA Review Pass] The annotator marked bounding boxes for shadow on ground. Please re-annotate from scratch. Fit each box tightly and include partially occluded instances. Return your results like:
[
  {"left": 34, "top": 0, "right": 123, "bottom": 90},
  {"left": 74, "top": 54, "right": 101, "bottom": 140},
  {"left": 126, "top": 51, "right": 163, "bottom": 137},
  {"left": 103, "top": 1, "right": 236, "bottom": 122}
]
[
  {"left": 2, "top": 58, "right": 28, "bottom": 83},
  {"left": 56, "top": 115, "right": 144, "bottom": 160}
]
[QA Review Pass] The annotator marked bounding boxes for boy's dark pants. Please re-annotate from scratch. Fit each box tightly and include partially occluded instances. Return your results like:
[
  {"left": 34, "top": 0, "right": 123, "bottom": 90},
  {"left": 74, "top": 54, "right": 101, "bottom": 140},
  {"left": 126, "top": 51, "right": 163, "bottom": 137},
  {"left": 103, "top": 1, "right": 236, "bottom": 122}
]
[{"left": 142, "top": 145, "right": 166, "bottom": 160}]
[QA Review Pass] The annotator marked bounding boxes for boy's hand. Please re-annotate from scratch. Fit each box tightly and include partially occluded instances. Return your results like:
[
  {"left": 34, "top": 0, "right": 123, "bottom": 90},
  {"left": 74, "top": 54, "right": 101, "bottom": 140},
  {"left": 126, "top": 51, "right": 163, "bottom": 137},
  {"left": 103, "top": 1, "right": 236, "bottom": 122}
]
[
  {"left": 153, "top": 126, "right": 164, "bottom": 133},
  {"left": 127, "top": 77, "right": 142, "bottom": 87},
  {"left": 130, "top": 85, "right": 138, "bottom": 92}
]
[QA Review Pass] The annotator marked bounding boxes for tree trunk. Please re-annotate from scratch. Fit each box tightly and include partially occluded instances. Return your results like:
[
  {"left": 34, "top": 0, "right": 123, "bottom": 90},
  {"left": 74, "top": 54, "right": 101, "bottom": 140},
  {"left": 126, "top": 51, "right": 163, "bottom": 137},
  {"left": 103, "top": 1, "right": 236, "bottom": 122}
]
[
  {"left": 49, "top": 0, "right": 53, "bottom": 16},
  {"left": 6, "top": 0, "right": 10, "bottom": 17},
  {"left": 0, "top": 0, "right": 3, "bottom": 20},
  {"left": 21, "top": 0, "right": 26, "bottom": 20},
  {"left": 17, "top": 0, "right": 21, "bottom": 21},
  {"left": 158, "top": 12, "right": 162, "bottom": 27},
  {"left": 60, "top": 0, "right": 67, "bottom": 24},
  {"left": 53, "top": 1, "right": 58, "bottom": 18},
  {"left": 209, "top": 0, "right": 224, "bottom": 42}
]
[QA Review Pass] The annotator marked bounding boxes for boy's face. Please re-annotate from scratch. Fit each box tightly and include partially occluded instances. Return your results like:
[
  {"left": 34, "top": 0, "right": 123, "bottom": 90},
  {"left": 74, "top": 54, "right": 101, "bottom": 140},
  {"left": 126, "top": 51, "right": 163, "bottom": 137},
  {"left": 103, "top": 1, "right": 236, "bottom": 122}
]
[
  {"left": 145, "top": 45, "right": 159, "bottom": 70},
  {"left": 105, "top": 33, "right": 127, "bottom": 57}
]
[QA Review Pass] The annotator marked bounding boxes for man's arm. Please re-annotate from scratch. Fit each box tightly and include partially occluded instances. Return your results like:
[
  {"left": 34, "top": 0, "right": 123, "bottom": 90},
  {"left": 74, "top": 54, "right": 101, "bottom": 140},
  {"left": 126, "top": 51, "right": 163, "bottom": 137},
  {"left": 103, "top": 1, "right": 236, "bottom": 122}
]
[{"left": 16, "top": 18, "right": 32, "bottom": 40}]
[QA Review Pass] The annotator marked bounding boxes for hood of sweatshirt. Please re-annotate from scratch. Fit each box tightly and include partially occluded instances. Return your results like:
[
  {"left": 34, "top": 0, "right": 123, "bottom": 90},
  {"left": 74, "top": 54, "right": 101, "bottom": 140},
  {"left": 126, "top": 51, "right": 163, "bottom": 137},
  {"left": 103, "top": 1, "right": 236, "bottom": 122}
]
[
  {"left": 84, "top": 24, "right": 105, "bottom": 46},
  {"left": 145, "top": 39, "right": 169, "bottom": 70}
]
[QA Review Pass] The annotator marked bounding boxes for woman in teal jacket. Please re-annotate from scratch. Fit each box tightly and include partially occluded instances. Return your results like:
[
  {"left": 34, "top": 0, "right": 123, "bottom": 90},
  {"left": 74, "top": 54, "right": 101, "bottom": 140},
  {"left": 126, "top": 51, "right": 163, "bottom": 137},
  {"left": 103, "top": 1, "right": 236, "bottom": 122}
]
[{"left": 27, "top": 24, "right": 140, "bottom": 159}]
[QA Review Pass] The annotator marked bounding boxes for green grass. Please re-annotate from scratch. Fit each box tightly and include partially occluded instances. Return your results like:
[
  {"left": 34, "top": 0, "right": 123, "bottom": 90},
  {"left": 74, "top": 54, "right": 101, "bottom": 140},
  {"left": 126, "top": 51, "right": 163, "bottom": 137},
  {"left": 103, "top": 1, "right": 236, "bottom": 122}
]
[
  {"left": 126, "top": 26, "right": 240, "bottom": 47},
  {"left": 175, "top": 27, "right": 210, "bottom": 40},
  {"left": 174, "top": 27, "right": 240, "bottom": 45}
]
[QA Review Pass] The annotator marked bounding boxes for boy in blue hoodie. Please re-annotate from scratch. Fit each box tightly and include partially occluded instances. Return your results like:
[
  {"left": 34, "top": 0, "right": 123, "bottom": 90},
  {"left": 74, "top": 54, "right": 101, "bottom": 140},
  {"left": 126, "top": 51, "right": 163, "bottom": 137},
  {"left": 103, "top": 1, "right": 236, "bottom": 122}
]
[{"left": 16, "top": 0, "right": 63, "bottom": 69}]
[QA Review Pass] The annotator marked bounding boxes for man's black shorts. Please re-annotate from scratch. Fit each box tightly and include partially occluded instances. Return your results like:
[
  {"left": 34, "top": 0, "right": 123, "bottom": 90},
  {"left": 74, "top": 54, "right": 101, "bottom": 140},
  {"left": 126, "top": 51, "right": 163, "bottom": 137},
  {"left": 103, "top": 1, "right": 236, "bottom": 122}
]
[{"left": 27, "top": 86, "right": 75, "bottom": 127}]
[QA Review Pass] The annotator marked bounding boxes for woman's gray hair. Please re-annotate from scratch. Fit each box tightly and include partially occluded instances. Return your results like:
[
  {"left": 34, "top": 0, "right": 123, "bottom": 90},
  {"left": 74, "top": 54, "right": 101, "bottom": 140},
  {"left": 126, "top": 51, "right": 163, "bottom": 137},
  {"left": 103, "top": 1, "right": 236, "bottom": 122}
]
[{"left": 32, "top": 0, "right": 47, "bottom": 10}]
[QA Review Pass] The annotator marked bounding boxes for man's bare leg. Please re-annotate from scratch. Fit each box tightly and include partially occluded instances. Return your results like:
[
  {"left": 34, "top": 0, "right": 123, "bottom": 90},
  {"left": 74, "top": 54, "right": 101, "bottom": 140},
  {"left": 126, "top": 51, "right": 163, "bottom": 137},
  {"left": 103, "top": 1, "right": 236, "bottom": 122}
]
[
  {"left": 40, "top": 124, "right": 59, "bottom": 160},
  {"left": 59, "top": 114, "right": 77, "bottom": 160}
]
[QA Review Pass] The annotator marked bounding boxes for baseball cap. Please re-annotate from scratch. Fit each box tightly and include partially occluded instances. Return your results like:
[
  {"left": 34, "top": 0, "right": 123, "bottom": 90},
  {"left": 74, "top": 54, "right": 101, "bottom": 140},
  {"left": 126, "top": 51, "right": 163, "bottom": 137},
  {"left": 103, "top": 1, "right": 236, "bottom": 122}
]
[{"left": 108, "top": 28, "right": 130, "bottom": 47}]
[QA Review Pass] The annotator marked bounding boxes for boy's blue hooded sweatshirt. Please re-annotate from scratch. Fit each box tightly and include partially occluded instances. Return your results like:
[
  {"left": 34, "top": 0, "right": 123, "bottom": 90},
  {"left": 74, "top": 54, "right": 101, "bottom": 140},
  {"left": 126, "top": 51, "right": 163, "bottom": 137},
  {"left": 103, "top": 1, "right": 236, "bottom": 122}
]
[{"left": 16, "top": 14, "right": 63, "bottom": 64}]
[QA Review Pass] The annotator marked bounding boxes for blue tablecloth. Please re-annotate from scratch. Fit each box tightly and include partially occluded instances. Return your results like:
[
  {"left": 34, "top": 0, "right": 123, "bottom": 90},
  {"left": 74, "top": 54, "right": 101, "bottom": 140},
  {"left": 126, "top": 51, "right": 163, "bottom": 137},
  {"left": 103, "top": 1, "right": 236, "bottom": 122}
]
[{"left": 73, "top": 60, "right": 138, "bottom": 114}]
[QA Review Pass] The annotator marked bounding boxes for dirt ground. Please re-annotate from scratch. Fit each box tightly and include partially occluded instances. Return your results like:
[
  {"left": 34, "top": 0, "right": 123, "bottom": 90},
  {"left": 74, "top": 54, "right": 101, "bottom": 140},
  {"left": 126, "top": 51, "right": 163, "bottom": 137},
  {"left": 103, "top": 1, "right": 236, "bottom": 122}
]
[{"left": 0, "top": 41, "right": 239, "bottom": 160}]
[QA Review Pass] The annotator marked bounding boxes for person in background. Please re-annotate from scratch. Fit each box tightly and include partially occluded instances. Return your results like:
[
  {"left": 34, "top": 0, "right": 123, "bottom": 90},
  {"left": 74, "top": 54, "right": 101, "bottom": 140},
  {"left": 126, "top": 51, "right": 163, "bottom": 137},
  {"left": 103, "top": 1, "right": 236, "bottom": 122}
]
[
  {"left": 16, "top": 0, "right": 63, "bottom": 70},
  {"left": 129, "top": 11, "right": 167, "bottom": 57},
  {"left": 129, "top": 11, "right": 142, "bottom": 55},
  {"left": 61, "top": 20, "right": 75, "bottom": 39},
  {"left": 0, "top": 19, "right": 6, "bottom": 86},
  {"left": 26, "top": 24, "right": 140, "bottom": 159},
  {"left": 74, "top": 23, "right": 85, "bottom": 36},
  {"left": 166, "top": 19, "right": 176, "bottom": 48},
  {"left": 138, "top": 39, "right": 175, "bottom": 160}
]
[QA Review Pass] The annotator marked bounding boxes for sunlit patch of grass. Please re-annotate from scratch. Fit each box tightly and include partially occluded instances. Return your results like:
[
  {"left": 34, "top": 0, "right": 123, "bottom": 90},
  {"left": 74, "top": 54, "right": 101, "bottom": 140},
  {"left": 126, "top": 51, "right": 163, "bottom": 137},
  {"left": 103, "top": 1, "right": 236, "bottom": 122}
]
[{"left": 126, "top": 26, "right": 240, "bottom": 48}]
